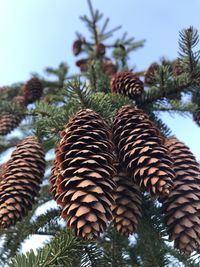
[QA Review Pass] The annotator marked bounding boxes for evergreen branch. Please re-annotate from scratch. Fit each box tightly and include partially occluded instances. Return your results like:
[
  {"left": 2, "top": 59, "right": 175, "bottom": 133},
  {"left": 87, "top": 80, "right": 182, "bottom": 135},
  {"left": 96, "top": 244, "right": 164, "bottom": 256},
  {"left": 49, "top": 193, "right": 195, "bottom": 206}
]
[
  {"left": 140, "top": 80, "right": 192, "bottom": 106},
  {"left": 7, "top": 230, "right": 82, "bottom": 267},
  {"left": 153, "top": 101, "right": 197, "bottom": 114},
  {"left": 65, "top": 78, "right": 90, "bottom": 108},
  {"left": 178, "top": 27, "right": 200, "bottom": 76},
  {"left": 87, "top": 0, "right": 99, "bottom": 44}
]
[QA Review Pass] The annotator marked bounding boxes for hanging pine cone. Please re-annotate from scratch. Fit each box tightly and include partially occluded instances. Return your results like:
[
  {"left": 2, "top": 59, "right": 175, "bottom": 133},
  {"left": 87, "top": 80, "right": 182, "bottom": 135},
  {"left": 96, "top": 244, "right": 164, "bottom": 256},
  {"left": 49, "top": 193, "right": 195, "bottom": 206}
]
[
  {"left": 0, "top": 115, "right": 22, "bottom": 136},
  {"left": 172, "top": 59, "right": 183, "bottom": 77},
  {"left": 110, "top": 71, "right": 144, "bottom": 99},
  {"left": 113, "top": 105, "right": 174, "bottom": 196},
  {"left": 102, "top": 58, "right": 117, "bottom": 76},
  {"left": 193, "top": 111, "right": 200, "bottom": 127},
  {"left": 72, "top": 40, "right": 82, "bottom": 56},
  {"left": 144, "top": 63, "right": 159, "bottom": 85},
  {"left": 76, "top": 59, "right": 88, "bottom": 72},
  {"left": 0, "top": 96, "right": 26, "bottom": 135},
  {"left": 112, "top": 163, "right": 142, "bottom": 236},
  {"left": 0, "top": 136, "right": 45, "bottom": 228},
  {"left": 96, "top": 43, "right": 106, "bottom": 56},
  {"left": 162, "top": 137, "right": 200, "bottom": 255},
  {"left": 12, "top": 96, "right": 26, "bottom": 107},
  {"left": 23, "top": 77, "right": 43, "bottom": 104},
  {"left": 55, "top": 109, "right": 116, "bottom": 239}
]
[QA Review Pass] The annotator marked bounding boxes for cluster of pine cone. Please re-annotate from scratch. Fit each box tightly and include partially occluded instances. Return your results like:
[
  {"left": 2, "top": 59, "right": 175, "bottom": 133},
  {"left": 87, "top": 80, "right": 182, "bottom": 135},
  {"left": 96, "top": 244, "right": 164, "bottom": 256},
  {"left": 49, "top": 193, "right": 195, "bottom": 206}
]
[
  {"left": 73, "top": 39, "right": 117, "bottom": 77},
  {"left": 0, "top": 136, "right": 45, "bottom": 228},
  {"left": 49, "top": 101, "right": 200, "bottom": 254},
  {"left": 0, "top": 77, "right": 43, "bottom": 136}
]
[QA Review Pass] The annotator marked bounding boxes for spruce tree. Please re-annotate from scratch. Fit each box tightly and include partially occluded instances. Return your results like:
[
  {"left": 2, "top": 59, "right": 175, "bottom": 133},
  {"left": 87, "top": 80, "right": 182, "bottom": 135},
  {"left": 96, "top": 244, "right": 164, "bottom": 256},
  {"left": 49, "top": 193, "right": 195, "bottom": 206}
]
[{"left": 0, "top": 1, "right": 200, "bottom": 266}]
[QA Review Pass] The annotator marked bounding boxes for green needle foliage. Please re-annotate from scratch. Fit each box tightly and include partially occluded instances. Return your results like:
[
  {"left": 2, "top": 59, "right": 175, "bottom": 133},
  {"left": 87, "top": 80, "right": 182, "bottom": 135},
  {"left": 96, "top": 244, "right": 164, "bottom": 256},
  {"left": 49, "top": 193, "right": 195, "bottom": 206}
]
[{"left": 0, "top": 0, "right": 200, "bottom": 266}]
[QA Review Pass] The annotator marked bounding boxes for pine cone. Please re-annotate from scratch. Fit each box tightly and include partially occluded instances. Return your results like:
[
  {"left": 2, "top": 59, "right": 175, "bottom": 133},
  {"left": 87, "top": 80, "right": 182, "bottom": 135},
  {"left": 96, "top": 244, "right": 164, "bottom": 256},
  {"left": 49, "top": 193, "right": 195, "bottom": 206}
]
[
  {"left": 96, "top": 43, "right": 106, "bottom": 56},
  {"left": 102, "top": 58, "right": 117, "bottom": 76},
  {"left": 55, "top": 109, "right": 116, "bottom": 239},
  {"left": 23, "top": 77, "right": 43, "bottom": 104},
  {"left": 73, "top": 40, "right": 82, "bottom": 56},
  {"left": 12, "top": 96, "right": 26, "bottom": 107},
  {"left": 172, "top": 59, "right": 183, "bottom": 77},
  {"left": 193, "top": 111, "right": 200, "bottom": 127},
  {"left": 76, "top": 59, "right": 88, "bottom": 72},
  {"left": 110, "top": 71, "right": 144, "bottom": 99},
  {"left": 113, "top": 105, "right": 174, "bottom": 196},
  {"left": 162, "top": 137, "right": 200, "bottom": 255},
  {"left": 112, "top": 163, "right": 142, "bottom": 236},
  {"left": 0, "top": 136, "right": 46, "bottom": 228},
  {"left": 0, "top": 96, "right": 26, "bottom": 135},
  {"left": 0, "top": 115, "right": 22, "bottom": 136},
  {"left": 144, "top": 63, "right": 159, "bottom": 85}
]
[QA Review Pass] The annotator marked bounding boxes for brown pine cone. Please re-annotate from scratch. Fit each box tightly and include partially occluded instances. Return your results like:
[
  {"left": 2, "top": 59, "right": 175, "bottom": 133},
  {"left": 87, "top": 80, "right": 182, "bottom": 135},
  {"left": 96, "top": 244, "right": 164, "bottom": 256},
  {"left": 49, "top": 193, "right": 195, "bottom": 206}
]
[
  {"left": 112, "top": 163, "right": 142, "bottom": 236},
  {"left": 55, "top": 109, "right": 116, "bottom": 239},
  {"left": 110, "top": 71, "right": 144, "bottom": 99},
  {"left": 96, "top": 43, "right": 106, "bottom": 56},
  {"left": 23, "top": 77, "right": 43, "bottom": 104},
  {"left": 0, "top": 95, "right": 26, "bottom": 135},
  {"left": 172, "top": 59, "right": 183, "bottom": 77},
  {"left": 113, "top": 105, "right": 174, "bottom": 197},
  {"left": 162, "top": 137, "right": 200, "bottom": 255},
  {"left": 73, "top": 40, "right": 82, "bottom": 56},
  {"left": 144, "top": 63, "right": 159, "bottom": 85},
  {"left": 0, "top": 136, "right": 46, "bottom": 228},
  {"left": 76, "top": 59, "right": 88, "bottom": 72},
  {"left": 102, "top": 58, "right": 117, "bottom": 76},
  {"left": 0, "top": 115, "right": 22, "bottom": 136},
  {"left": 12, "top": 96, "right": 26, "bottom": 107}
]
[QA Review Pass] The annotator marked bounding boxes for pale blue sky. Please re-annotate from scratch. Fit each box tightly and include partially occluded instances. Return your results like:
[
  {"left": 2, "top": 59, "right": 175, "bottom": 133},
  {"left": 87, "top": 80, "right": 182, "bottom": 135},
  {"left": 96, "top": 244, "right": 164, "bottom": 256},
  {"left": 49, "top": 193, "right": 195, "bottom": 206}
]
[{"left": 0, "top": 0, "right": 199, "bottom": 159}]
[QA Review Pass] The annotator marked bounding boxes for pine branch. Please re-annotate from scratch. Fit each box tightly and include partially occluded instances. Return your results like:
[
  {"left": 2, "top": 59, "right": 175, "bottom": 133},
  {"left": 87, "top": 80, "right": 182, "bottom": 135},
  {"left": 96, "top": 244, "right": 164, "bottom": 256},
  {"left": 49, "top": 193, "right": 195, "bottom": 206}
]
[
  {"left": 178, "top": 26, "right": 200, "bottom": 76},
  {"left": 7, "top": 230, "right": 82, "bottom": 267}
]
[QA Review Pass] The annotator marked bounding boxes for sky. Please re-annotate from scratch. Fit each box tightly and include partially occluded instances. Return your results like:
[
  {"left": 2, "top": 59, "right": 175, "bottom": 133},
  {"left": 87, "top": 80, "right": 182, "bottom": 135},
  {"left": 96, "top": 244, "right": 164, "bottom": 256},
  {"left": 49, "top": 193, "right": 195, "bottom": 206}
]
[{"left": 0, "top": 0, "right": 200, "bottom": 253}]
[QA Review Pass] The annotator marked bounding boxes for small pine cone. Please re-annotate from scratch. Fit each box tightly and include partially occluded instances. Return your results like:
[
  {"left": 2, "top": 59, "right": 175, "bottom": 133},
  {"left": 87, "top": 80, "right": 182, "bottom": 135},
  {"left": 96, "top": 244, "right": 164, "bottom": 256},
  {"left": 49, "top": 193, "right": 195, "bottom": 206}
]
[
  {"left": 113, "top": 105, "right": 174, "bottom": 196},
  {"left": 23, "top": 77, "right": 43, "bottom": 104},
  {"left": 162, "top": 137, "right": 200, "bottom": 255},
  {"left": 12, "top": 96, "right": 26, "bottom": 107},
  {"left": 56, "top": 109, "right": 116, "bottom": 239},
  {"left": 112, "top": 163, "right": 142, "bottom": 236},
  {"left": 110, "top": 71, "right": 144, "bottom": 99},
  {"left": 102, "top": 58, "right": 117, "bottom": 76},
  {"left": 0, "top": 136, "right": 46, "bottom": 228},
  {"left": 0, "top": 96, "right": 26, "bottom": 135},
  {"left": 0, "top": 115, "right": 22, "bottom": 136},
  {"left": 172, "top": 60, "right": 183, "bottom": 77},
  {"left": 193, "top": 111, "right": 200, "bottom": 127},
  {"left": 73, "top": 40, "right": 82, "bottom": 56},
  {"left": 96, "top": 43, "right": 106, "bottom": 56},
  {"left": 76, "top": 59, "right": 88, "bottom": 72},
  {"left": 144, "top": 63, "right": 159, "bottom": 85}
]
